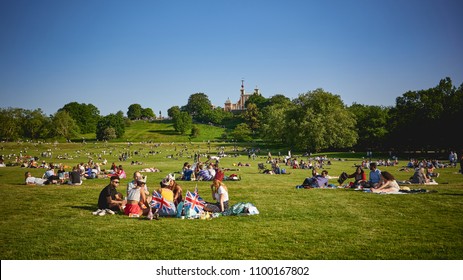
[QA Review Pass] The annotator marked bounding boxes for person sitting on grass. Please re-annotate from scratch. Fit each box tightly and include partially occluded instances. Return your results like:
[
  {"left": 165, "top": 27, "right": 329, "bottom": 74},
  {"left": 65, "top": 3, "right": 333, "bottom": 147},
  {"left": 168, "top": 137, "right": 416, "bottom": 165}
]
[
  {"left": 346, "top": 166, "right": 367, "bottom": 189},
  {"left": 42, "top": 166, "right": 60, "bottom": 184},
  {"left": 364, "top": 162, "right": 381, "bottom": 188},
  {"left": 203, "top": 179, "right": 229, "bottom": 213},
  {"left": 94, "top": 176, "right": 126, "bottom": 216},
  {"left": 196, "top": 163, "right": 213, "bottom": 181},
  {"left": 181, "top": 163, "right": 194, "bottom": 181},
  {"left": 371, "top": 171, "right": 400, "bottom": 193},
  {"left": 159, "top": 174, "right": 183, "bottom": 207},
  {"left": 67, "top": 166, "right": 82, "bottom": 185},
  {"left": 125, "top": 174, "right": 149, "bottom": 217},
  {"left": 409, "top": 167, "right": 430, "bottom": 184}
]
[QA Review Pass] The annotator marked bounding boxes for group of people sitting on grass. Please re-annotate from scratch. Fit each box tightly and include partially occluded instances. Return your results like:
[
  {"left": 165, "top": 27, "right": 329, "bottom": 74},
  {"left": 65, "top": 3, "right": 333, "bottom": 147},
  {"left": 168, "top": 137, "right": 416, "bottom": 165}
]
[
  {"left": 24, "top": 161, "right": 128, "bottom": 186},
  {"left": 296, "top": 160, "right": 442, "bottom": 193},
  {"left": 296, "top": 163, "right": 401, "bottom": 193},
  {"left": 177, "top": 161, "right": 239, "bottom": 181},
  {"left": 93, "top": 171, "right": 230, "bottom": 218},
  {"left": 24, "top": 164, "right": 82, "bottom": 186}
]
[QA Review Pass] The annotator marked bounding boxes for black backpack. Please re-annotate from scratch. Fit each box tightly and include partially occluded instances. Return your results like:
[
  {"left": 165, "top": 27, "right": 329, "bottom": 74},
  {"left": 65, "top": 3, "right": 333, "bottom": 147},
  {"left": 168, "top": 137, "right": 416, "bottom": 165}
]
[{"left": 338, "top": 172, "right": 349, "bottom": 185}]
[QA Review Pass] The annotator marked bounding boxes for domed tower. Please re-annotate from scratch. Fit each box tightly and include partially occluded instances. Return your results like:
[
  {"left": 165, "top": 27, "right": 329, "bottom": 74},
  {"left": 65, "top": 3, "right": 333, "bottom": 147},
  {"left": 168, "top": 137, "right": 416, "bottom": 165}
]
[{"left": 224, "top": 98, "right": 232, "bottom": 112}]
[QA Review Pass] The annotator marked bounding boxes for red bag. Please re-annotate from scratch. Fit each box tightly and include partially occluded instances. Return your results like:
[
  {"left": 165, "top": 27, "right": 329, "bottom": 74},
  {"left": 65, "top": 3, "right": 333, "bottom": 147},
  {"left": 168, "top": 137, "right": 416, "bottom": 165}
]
[{"left": 214, "top": 169, "right": 225, "bottom": 181}]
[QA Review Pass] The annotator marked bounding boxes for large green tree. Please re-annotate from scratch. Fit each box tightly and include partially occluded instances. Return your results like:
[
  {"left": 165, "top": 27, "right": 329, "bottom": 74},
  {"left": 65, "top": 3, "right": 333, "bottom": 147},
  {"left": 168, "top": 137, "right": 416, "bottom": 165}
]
[
  {"left": 260, "top": 102, "right": 294, "bottom": 143},
  {"left": 127, "top": 104, "right": 143, "bottom": 120},
  {"left": 182, "top": 93, "right": 212, "bottom": 123},
  {"left": 285, "top": 89, "right": 357, "bottom": 152},
  {"left": 59, "top": 102, "right": 100, "bottom": 134},
  {"left": 245, "top": 93, "right": 268, "bottom": 110},
  {"left": 50, "top": 110, "right": 80, "bottom": 141},
  {"left": 173, "top": 111, "right": 193, "bottom": 135},
  {"left": 0, "top": 108, "right": 22, "bottom": 141},
  {"left": 348, "top": 103, "right": 389, "bottom": 149},
  {"left": 141, "top": 108, "right": 155, "bottom": 119},
  {"left": 231, "top": 123, "right": 252, "bottom": 142},
  {"left": 22, "top": 109, "right": 50, "bottom": 140},
  {"left": 167, "top": 106, "right": 181, "bottom": 118},
  {"left": 96, "top": 113, "right": 125, "bottom": 140},
  {"left": 243, "top": 103, "right": 261, "bottom": 133},
  {"left": 388, "top": 77, "right": 463, "bottom": 150}
]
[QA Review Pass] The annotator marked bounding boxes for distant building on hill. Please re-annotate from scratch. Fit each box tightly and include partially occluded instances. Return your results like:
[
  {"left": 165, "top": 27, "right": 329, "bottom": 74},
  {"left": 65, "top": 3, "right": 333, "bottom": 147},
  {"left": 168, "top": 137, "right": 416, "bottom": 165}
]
[{"left": 224, "top": 80, "right": 261, "bottom": 112}]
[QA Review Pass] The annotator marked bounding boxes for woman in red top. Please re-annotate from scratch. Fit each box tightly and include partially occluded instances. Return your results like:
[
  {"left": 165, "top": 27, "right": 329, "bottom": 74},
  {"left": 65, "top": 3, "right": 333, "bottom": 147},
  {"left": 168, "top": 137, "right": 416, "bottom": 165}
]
[{"left": 348, "top": 166, "right": 367, "bottom": 188}]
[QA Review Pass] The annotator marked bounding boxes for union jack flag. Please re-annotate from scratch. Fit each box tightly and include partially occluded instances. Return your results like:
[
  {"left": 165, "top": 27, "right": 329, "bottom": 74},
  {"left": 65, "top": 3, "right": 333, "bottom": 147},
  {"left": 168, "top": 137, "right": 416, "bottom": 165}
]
[
  {"left": 150, "top": 191, "right": 173, "bottom": 213},
  {"left": 184, "top": 190, "right": 205, "bottom": 213}
]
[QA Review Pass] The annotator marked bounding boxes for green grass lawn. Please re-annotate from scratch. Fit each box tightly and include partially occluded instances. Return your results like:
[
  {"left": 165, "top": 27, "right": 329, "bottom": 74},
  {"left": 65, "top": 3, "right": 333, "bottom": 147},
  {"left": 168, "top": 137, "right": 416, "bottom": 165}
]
[
  {"left": 107, "top": 120, "right": 227, "bottom": 142},
  {"left": 1, "top": 141, "right": 462, "bottom": 260}
]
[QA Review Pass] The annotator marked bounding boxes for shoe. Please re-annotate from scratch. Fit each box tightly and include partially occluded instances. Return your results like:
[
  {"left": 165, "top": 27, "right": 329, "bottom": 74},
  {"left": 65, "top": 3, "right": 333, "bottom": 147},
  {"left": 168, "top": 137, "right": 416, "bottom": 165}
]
[
  {"left": 147, "top": 210, "right": 154, "bottom": 220},
  {"left": 98, "top": 210, "right": 106, "bottom": 216},
  {"left": 92, "top": 209, "right": 103, "bottom": 215},
  {"left": 105, "top": 209, "right": 115, "bottom": 215},
  {"left": 129, "top": 213, "right": 139, "bottom": 218}
]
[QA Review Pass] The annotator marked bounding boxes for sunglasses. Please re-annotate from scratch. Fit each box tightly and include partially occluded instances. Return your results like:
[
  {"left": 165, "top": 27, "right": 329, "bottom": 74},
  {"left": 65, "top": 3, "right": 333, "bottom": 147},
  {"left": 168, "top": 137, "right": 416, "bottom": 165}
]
[{"left": 113, "top": 181, "right": 120, "bottom": 184}]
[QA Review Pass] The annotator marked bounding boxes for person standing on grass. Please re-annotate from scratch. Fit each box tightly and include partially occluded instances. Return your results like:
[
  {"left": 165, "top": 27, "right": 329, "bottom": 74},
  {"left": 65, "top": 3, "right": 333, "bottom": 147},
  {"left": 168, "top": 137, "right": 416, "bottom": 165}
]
[{"left": 95, "top": 176, "right": 125, "bottom": 216}]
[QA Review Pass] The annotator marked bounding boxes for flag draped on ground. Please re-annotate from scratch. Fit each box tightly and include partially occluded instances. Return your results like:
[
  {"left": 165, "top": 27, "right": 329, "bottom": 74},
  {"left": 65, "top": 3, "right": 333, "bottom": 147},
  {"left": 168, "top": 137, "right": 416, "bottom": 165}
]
[
  {"left": 150, "top": 191, "right": 173, "bottom": 213},
  {"left": 184, "top": 190, "right": 205, "bottom": 213}
]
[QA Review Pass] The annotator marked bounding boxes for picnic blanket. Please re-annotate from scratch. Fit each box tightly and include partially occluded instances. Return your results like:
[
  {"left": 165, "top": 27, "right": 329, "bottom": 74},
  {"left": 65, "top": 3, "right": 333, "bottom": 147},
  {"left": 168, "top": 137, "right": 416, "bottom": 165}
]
[
  {"left": 398, "top": 180, "right": 438, "bottom": 186},
  {"left": 370, "top": 188, "right": 437, "bottom": 194}
]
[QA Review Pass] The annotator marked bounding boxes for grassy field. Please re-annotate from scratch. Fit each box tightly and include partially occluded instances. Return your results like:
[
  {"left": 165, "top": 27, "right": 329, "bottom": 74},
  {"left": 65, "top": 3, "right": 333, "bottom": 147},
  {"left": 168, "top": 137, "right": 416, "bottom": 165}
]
[
  {"left": 80, "top": 120, "right": 227, "bottom": 142},
  {"left": 0, "top": 140, "right": 462, "bottom": 260}
]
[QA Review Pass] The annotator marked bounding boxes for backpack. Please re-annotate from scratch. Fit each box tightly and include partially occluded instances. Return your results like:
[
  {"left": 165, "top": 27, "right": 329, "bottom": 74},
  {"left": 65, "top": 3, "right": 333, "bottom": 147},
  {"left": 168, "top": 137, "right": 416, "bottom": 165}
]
[{"left": 338, "top": 172, "right": 349, "bottom": 185}]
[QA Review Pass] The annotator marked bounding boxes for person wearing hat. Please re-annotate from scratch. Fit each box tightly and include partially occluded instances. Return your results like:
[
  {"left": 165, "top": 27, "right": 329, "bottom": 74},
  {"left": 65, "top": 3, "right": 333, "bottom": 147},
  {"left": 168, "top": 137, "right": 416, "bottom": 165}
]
[
  {"left": 125, "top": 172, "right": 149, "bottom": 217},
  {"left": 159, "top": 174, "right": 183, "bottom": 206}
]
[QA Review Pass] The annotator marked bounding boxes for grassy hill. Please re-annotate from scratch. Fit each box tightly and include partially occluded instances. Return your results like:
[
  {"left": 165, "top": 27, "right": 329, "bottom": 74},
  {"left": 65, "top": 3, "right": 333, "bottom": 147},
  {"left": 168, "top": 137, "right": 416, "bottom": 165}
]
[{"left": 80, "top": 119, "right": 228, "bottom": 143}]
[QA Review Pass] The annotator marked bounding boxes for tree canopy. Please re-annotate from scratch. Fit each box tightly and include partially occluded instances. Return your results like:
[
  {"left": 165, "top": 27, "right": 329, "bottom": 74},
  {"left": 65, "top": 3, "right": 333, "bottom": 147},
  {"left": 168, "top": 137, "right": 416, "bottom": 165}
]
[{"left": 59, "top": 102, "right": 100, "bottom": 134}]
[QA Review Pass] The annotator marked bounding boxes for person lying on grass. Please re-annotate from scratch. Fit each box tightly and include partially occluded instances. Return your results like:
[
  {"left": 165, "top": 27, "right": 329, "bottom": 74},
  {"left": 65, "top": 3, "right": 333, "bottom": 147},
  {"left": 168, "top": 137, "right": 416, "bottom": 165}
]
[
  {"left": 25, "top": 171, "right": 53, "bottom": 186},
  {"left": 299, "top": 170, "right": 329, "bottom": 188}
]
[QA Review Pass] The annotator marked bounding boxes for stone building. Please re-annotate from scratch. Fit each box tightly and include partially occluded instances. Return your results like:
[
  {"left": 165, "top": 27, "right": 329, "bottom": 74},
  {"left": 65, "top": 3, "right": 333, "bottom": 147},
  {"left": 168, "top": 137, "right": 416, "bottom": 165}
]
[{"left": 224, "top": 80, "right": 260, "bottom": 112}]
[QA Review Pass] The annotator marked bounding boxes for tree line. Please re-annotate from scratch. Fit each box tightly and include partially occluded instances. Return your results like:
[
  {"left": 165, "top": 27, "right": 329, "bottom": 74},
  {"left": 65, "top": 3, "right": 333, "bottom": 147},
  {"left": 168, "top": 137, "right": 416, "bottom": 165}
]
[
  {"left": 170, "top": 77, "right": 462, "bottom": 152},
  {"left": 1, "top": 77, "right": 461, "bottom": 152}
]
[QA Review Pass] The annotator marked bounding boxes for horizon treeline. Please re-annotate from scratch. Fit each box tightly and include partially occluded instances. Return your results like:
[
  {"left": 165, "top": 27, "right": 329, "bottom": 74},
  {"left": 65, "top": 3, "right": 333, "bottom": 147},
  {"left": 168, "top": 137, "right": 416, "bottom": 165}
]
[{"left": 1, "top": 77, "right": 462, "bottom": 152}]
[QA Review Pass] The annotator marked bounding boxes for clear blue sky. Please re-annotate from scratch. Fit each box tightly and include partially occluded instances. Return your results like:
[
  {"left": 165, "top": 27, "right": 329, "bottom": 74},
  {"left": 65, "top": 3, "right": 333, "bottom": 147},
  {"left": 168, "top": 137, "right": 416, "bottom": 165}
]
[{"left": 1, "top": 0, "right": 462, "bottom": 117}]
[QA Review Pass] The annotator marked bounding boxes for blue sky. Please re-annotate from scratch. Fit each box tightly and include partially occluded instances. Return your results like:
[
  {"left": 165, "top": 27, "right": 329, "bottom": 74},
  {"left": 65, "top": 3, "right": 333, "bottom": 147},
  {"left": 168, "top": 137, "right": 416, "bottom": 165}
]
[{"left": 1, "top": 0, "right": 462, "bottom": 117}]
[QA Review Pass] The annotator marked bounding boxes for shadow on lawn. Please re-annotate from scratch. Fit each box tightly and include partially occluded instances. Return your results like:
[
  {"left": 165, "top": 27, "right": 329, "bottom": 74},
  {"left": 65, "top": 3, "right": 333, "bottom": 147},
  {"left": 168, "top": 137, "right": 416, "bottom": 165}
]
[{"left": 70, "top": 204, "right": 97, "bottom": 211}]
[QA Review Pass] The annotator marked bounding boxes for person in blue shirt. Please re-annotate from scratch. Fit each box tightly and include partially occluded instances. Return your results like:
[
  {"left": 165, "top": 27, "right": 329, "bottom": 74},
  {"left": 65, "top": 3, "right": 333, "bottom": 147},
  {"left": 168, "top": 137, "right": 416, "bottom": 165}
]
[{"left": 366, "top": 162, "right": 381, "bottom": 188}]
